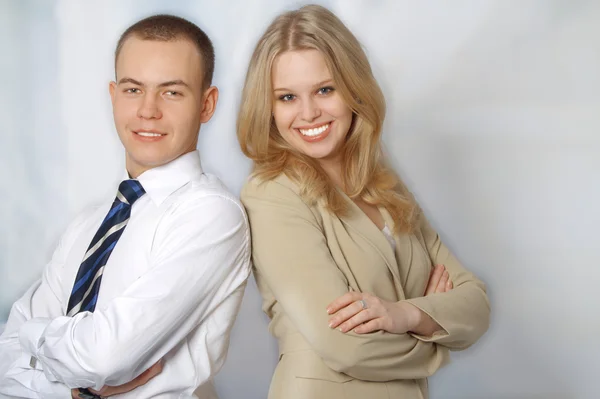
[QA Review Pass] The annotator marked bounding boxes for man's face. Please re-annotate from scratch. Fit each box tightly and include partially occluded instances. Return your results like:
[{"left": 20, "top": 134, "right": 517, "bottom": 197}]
[{"left": 109, "top": 37, "right": 217, "bottom": 177}]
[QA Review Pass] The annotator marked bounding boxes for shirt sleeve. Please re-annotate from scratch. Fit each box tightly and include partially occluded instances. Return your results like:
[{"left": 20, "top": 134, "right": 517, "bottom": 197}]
[
  {"left": 17, "top": 194, "right": 251, "bottom": 391},
  {"left": 404, "top": 210, "right": 491, "bottom": 349},
  {"left": 242, "top": 179, "right": 450, "bottom": 382},
  {"left": 0, "top": 217, "right": 79, "bottom": 398}
]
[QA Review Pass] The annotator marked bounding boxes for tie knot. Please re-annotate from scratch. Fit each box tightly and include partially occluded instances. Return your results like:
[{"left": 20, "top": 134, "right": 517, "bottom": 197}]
[{"left": 117, "top": 179, "right": 146, "bottom": 205}]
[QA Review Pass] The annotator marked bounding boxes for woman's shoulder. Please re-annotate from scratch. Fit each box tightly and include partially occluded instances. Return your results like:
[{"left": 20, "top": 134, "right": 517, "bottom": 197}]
[
  {"left": 241, "top": 173, "right": 325, "bottom": 222},
  {"left": 241, "top": 173, "right": 302, "bottom": 199}
]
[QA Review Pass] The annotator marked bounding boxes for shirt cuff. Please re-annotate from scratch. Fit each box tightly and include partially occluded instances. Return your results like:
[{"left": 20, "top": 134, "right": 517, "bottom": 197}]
[
  {"left": 1, "top": 354, "right": 71, "bottom": 398},
  {"left": 19, "top": 317, "right": 52, "bottom": 358}
]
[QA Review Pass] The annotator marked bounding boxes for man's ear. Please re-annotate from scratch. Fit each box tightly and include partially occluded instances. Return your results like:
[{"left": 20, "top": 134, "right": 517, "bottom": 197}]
[
  {"left": 109, "top": 81, "right": 117, "bottom": 106},
  {"left": 199, "top": 86, "right": 219, "bottom": 123}
]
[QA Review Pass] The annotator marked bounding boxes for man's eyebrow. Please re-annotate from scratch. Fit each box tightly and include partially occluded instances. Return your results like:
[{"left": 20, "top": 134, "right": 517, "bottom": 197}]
[
  {"left": 117, "top": 77, "right": 143, "bottom": 86},
  {"left": 116, "top": 78, "right": 192, "bottom": 90},
  {"left": 157, "top": 80, "right": 192, "bottom": 90}
]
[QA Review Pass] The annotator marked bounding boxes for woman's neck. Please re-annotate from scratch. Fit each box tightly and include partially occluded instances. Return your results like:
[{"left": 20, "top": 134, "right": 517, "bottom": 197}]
[{"left": 319, "top": 157, "right": 344, "bottom": 190}]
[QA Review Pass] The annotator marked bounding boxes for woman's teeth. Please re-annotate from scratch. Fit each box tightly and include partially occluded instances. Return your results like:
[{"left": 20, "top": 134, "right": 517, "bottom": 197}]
[
  {"left": 299, "top": 123, "right": 329, "bottom": 137},
  {"left": 137, "top": 132, "right": 163, "bottom": 137}
]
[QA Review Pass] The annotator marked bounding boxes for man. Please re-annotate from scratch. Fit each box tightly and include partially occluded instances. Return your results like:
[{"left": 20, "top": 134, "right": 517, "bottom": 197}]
[{"left": 0, "top": 14, "right": 251, "bottom": 398}]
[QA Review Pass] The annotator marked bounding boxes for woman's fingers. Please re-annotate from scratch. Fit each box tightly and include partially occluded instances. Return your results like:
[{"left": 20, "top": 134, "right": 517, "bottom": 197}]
[
  {"left": 425, "top": 264, "right": 445, "bottom": 295},
  {"left": 436, "top": 270, "right": 450, "bottom": 293},
  {"left": 326, "top": 291, "right": 361, "bottom": 315},
  {"left": 353, "top": 318, "right": 384, "bottom": 334},
  {"left": 328, "top": 299, "right": 365, "bottom": 329},
  {"left": 337, "top": 307, "right": 376, "bottom": 332}
]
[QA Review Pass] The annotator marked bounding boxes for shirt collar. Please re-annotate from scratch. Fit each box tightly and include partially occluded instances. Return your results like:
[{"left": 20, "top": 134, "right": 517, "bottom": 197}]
[{"left": 122, "top": 150, "right": 203, "bottom": 207}]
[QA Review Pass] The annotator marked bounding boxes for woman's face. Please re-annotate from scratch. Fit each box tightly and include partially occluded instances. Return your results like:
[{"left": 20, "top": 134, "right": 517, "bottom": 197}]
[{"left": 271, "top": 49, "right": 353, "bottom": 162}]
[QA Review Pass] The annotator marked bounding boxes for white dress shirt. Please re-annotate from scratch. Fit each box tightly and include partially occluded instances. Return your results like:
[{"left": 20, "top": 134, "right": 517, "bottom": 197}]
[{"left": 0, "top": 151, "right": 251, "bottom": 398}]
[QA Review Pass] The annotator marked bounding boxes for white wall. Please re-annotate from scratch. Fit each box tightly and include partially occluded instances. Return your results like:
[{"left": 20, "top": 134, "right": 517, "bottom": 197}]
[{"left": 1, "top": 1, "right": 599, "bottom": 398}]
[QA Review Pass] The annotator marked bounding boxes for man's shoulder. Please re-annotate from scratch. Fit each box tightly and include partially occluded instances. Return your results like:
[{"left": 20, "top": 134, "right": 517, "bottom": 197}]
[
  {"left": 184, "top": 173, "right": 242, "bottom": 204},
  {"left": 172, "top": 173, "right": 246, "bottom": 219}
]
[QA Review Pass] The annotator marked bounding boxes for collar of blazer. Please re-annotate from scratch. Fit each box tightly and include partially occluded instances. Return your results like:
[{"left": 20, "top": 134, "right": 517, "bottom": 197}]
[
  {"left": 271, "top": 174, "right": 409, "bottom": 298},
  {"left": 335, "top": 189, "right": 409, "bottom": 297}
]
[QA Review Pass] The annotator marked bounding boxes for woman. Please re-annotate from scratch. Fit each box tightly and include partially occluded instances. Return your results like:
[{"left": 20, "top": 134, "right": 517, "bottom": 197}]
[{"left": 237, "top": 4, "right": 490, "bottom": 398}]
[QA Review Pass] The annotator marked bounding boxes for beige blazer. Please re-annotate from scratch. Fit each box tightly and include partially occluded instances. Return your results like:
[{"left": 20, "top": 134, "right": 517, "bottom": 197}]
[{"left": 241, "top": 174, "right": 490, "bottom": 399}]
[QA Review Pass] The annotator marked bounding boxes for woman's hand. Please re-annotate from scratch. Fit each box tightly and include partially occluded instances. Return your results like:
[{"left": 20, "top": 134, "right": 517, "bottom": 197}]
[
  {"left": 327, "top": 291, "right": 417, "bottom": 334},
  {"left": 71, "top": 359, "right": 164, "bottom": 398},
  {"left": 326, "top": 264, "right": 453, "bottom": 335},
  {"left": 425, "top": 264, "right": 453, "bottom": 295}
]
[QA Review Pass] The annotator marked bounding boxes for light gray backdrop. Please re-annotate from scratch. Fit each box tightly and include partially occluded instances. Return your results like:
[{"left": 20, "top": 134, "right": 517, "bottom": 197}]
[{"left": 1, "top": 1, "right": 599, "bottom": 398}]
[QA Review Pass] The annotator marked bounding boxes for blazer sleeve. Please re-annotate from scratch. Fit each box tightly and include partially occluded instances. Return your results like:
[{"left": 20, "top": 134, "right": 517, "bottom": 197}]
[
  {"left": 404, "top": 210, "right": 491, "bottom": 350},
  {"left": 242, "top": 178, "right": 449, "bottom": 382}
]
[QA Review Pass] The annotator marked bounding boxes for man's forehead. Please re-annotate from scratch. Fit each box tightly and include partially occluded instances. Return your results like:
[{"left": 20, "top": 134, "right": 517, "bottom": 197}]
[
  {"left": 115, "top": 38, "right": 204, "bottom": 82},
  {"left": 119, "top": 37, "right": 197, "bottom": 58}
]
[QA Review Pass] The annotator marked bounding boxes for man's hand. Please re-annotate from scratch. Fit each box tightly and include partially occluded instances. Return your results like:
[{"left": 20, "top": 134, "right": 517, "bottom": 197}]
[{"left": 71, "top": 360, "right": 164, "bottom": 398}]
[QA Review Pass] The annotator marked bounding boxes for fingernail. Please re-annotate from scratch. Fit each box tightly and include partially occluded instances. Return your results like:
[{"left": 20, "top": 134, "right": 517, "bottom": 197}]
[
  {"left": 328, "top": 321, "right": 334, "bottom": 328},
  {"left": 326, "top": 307, "right": 332, "bottom": 314}
]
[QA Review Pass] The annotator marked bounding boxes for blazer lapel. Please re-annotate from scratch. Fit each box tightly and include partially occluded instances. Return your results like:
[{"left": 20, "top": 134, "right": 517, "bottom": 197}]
[
  {"left": 335, "top": 193, "right": 402, "bottom": 287},
  {"left": 381, "top": 208, "right": 414, "bottom": 289}
]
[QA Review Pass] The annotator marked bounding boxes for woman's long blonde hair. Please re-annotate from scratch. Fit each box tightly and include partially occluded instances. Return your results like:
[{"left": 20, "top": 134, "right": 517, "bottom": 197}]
[{"left": 237, "top": 4, "right": 418, "bottom": 232}]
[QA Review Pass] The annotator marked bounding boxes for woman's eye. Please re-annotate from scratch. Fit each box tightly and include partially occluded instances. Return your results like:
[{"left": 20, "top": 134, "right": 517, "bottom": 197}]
[
  {"left": 317, "top": 86, "right": 334, "bottom": 95},
  {"left": 279, "top": 94, "right": 295, "bottom": 102}
]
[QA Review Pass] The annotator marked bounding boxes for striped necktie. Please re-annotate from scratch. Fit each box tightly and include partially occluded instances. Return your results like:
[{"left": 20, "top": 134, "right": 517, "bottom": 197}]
[{"left": 66, "top": 179, "right": 145, "bottom": 316}]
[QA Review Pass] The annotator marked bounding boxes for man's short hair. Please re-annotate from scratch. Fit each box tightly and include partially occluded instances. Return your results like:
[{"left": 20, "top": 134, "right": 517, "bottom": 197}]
[{"left": 115, "top": 14, "right": 215, "bottom": 88}]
